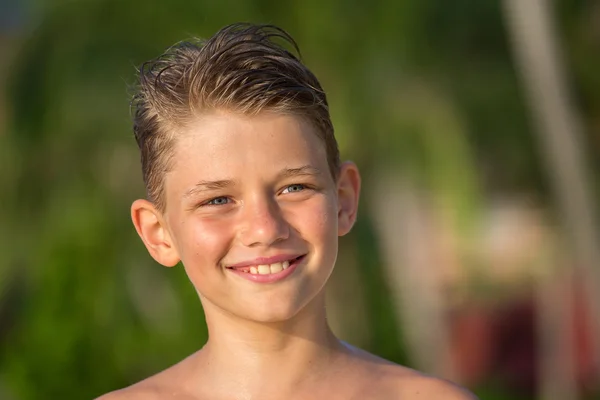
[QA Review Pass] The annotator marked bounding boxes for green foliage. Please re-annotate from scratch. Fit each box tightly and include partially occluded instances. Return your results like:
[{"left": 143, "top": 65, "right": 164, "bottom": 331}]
[{"left": 1, "top": 0, "right": 599, "bottom": 398}]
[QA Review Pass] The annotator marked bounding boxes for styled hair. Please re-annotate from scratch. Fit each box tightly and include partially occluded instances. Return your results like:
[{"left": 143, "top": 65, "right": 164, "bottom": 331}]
[{"left": 131, "top": 23, "right": 340, "bottom": 211}]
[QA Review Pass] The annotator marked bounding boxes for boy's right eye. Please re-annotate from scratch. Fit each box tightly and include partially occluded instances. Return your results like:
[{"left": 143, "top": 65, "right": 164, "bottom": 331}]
[{"left": 204, "top": 196, "right": 231, "bottom": 206}]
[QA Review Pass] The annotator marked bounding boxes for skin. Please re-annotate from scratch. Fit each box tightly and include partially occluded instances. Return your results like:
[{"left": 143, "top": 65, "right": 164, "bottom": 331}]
[{"left": 98, "top": 111, "right": 477, "bottom": 400}]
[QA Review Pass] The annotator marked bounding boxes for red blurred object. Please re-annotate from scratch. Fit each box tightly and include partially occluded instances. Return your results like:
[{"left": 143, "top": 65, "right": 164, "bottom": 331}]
[{"left": 449, "top": 277, "right": 598, "bottom": 396}]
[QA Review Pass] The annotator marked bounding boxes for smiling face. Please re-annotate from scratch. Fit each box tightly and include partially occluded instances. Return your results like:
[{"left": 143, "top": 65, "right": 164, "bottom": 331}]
[{"left": 131, "top": 111, "right": 360, "bottom": 323}]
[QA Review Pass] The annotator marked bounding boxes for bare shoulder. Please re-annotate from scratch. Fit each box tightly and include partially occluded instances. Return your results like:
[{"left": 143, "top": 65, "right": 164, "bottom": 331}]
[
  {"left": 94, "top": 355, "right": 199, "bottom": 400},
  {"left": 344, "top": 345, "right": 477, "bottom": 400},
  {"left": 391, "top": 369, "right": 478, "bottom": 400},
  {"left": 95, "top": 381, "right": 197, "bottom": 400},
  {"left": 94, "top": 384, "right": 160, "bottom": 400}
]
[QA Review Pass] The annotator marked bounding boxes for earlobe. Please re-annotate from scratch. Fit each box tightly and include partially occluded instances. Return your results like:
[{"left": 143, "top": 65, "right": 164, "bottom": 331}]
[
  {"left": 337, "top": 161, "right": 361, "bottom": 236},
  {"left": 131, "top": 199, "right": 180, "bottom": 267}
]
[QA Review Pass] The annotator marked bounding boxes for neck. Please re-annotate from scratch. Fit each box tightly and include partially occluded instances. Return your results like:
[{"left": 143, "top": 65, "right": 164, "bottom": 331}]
[{"left": 191, "top": 293, "right": 346, "bottom": 398}]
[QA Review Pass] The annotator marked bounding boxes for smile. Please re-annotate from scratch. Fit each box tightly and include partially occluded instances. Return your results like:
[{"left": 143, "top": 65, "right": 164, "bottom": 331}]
[
  {"left": 236, "top": 260, "right": 289, "bottom": 275},
  {"left": 225, "top": 255, "right": 305, "bottom": 282}
]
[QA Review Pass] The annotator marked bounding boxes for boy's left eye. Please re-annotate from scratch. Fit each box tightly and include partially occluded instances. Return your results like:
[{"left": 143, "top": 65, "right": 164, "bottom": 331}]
[
  {"left": 281, "top": 184, "right": 306, "bottom": 194},
  {"left": 205, "top": 196, "right": 231, "bottom": 206}
]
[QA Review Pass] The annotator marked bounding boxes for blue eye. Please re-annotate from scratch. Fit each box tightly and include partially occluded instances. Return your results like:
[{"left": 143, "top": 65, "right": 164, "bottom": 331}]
[
  {"left": 206, "top": 197, "right": 230, "bottom": 206},
  {"left": 282, "top": 184, "right": 306, "bottom": 194}
]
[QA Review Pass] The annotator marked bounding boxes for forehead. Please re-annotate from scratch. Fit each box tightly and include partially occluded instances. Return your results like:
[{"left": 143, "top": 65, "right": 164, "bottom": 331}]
[
  {"left": 182, "top": 111, "right": 318, "bottom": 151},
  {"left": 165, "top": 111, "right": 329, "bottom": 191}
]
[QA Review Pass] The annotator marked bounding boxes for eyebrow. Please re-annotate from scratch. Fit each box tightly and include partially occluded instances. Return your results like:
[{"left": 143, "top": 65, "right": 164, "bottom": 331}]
[
  {"left": 182, "top": 165, "right": 323, "bottom": 200},
  {"left": 278, "top": 165, "right": 323, "bottom": 179},
  {"left": 182, "top": 179, "right": 234, "bottom": 200}
]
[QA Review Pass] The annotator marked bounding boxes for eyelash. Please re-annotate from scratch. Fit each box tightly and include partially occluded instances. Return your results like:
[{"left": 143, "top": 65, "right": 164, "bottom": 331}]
[{"left": 200, "top": 184, "right": 311, "bottom": 207}]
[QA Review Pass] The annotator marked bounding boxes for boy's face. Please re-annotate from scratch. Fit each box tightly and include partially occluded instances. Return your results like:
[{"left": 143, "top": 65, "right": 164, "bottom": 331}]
[{"left": 132, "top": 111, "right": 360, "bottom": 323}]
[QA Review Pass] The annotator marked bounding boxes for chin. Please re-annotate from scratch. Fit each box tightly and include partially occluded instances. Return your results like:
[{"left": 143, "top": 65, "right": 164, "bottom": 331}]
[
  {"left": 241, "top": 288, "right": 326, "bottom": 324},
  {"left": 242, "top": 302, "right": 303, "bottom": 323}
]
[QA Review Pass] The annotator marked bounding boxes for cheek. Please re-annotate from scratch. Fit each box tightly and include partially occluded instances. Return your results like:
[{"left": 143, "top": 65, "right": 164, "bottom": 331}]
[
  {"left": 178, "top": 217, "right": 233, "bottom": 271},
  {"left": 303, "top": 197, "right": 339, "bottom": 278},
  {"left": 297, "top": 194, "right": 338, "bottom": 244}
]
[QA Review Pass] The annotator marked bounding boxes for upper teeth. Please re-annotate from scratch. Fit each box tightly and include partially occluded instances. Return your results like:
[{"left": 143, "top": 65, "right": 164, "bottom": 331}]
[{"left": 244, "top": 260, "right": 290, "bottom": 275}]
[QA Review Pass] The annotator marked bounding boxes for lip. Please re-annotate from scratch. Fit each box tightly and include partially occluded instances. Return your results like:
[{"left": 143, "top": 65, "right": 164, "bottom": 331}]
[
  {"left": 226, "top": 254, "right": 304, "bottom": 269},
  {"left": 226, "top": 255, "right": 305, "bottom": 283}
]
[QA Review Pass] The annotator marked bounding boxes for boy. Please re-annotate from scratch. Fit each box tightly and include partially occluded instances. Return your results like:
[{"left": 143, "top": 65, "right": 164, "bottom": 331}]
[{"left": 99, "top": 23, "right": 476, "bottom": 399}]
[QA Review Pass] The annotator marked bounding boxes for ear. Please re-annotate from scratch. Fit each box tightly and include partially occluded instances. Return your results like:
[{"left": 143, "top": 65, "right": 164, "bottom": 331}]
[
  {"left": 131, "top": 199, "right": 180, "bottom": 267},
  {"left": 337, "top": 161, "right": 361, "bottom": 236}
]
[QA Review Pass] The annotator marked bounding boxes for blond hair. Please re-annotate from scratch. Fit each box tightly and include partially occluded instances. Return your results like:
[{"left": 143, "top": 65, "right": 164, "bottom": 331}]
[{"left": 131, "top": 23, "right": 340, "bottom": 211}]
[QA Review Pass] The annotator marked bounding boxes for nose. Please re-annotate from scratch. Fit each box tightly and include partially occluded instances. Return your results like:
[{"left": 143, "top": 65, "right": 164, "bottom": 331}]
[{"left": 238, "top": 196, "right": 290, "bottom": 247}]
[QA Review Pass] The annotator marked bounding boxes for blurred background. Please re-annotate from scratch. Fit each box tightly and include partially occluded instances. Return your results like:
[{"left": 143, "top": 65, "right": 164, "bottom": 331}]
[{"left": 1, "top": 0, "right": 599, "bottom": 399}]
